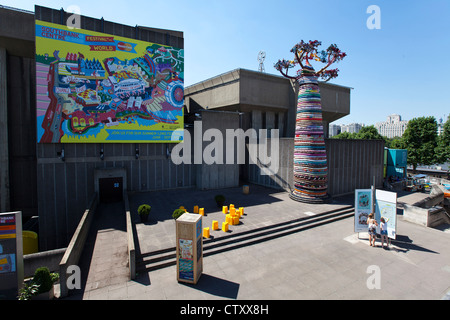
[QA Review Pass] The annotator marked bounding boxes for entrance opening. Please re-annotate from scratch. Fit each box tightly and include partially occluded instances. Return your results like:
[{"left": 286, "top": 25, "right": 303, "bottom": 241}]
[{"left": 99, "top": 177, "right": 123, "bottom": 203}]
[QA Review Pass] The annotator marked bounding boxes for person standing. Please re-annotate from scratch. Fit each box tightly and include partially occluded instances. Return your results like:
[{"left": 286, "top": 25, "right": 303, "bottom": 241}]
[
  {"left": 367, "top": 213, "right": 378, "bottom": 247},
  {"left": 380, "top": 217, "right": 389, "bottom": 248}
]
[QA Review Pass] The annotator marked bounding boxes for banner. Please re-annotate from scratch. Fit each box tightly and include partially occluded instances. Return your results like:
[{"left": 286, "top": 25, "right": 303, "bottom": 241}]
[
  {"left": 354, "top": 189, "right": 373, "bottom": 232},
  {"left": 35, "top": 20, "right": 184, "bottom": 143},
  {"left": 375, "top": 189, "right": 397, "bottom": 239}
]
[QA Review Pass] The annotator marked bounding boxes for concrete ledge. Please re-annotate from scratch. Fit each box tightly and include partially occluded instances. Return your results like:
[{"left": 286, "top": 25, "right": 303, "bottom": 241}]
[
  {"left": 124, "top": 191, "right": 136, "bottom": 280},
  {"left": 403, "top": 204, "right": 450, "bottom": 228},
  {"left": 24, "top": 248, "right": 66, "bottom": 278},
  {"left": 59, "top": 193, "right": 98, "bottom": 298}
]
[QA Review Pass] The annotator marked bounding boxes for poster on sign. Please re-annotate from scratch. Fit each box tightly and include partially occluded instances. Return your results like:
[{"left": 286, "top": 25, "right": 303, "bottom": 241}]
[
  {"left": 354, "top": 189, "right": 373, "bottom": 233},
  {"left": 0, "top": 212, "right": 23, "bottom": 300},
  {"left": 375, "top": 189, "right": 397, "bottom": 239}
]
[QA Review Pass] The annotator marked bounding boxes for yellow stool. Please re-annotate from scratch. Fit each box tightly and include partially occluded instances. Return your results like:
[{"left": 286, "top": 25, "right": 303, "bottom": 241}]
[
  {"left": 212, "top": 220, "right": 219, "bottom": 230},
  {"left": 230, "top": 207, "right": 236, "bottom": 216},
  {"left": 203, "top": 227, "right": 210, "bottom": 238},
  {"left": 232, "top": 216, "right": 240, "bottom": 226},
  {"left": 239, "top": 207, "right": 244, "bottom": 215},
  {"left": 199, "top": 208, "right": 205, "bottom": 216},
  {"left": 222, "top": 222, "right": 229, "bottom": 232},
  {"left": 226, "top": 214, "right": 233, "bottom": 225},
  {"left": 222, "top": 206, "right": 228, "bottom": 214},
  {"left": 193, "top": 206, "right": 199, "bottom": 214}
]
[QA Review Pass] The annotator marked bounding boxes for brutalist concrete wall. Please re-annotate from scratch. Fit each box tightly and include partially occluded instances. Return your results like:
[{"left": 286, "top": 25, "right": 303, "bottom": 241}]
[
  {"left": 0, "top": 7, "right": 38, "bottom": 218},
  {"left": 34, "top": 6, "right": 186, "bottom": 250},
  {"left": 196, "top": 111, "right": 240, "bottom": 190},
  {"left": 247, "top": 138, "right": 385, "bottom": 197},
  {"left": 1, "top": 5, "right": 186, "bottom": 250}
]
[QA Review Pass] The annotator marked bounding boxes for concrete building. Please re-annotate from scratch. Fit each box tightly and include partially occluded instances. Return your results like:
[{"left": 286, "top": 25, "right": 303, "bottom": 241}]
[
  {"left": 184, "top": 68, "right": 352, "bottom": 138},
  {"left": 329, "top": 124, "right": 341, "bottom": 137},
  {"left": 0, "top": 5, "right": 385, "bottom": 251},
  {"left": 0, "top": 5, "right": 186, "bottom": 250},
  {"left": 340, "top": 123, "right": 364, "bottom": 134},
  {"left": 375, "top": 114, "right": 409, "bottom": 138}
]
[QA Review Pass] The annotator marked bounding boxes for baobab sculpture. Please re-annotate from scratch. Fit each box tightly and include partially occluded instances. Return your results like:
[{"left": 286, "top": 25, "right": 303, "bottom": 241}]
[{"left": 275, "top": 40, "right": 346, "bottom": 203}]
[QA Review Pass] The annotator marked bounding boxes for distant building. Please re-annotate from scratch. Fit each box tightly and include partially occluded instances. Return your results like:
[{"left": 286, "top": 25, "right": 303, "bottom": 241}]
[
  {"left": 375, "top": 114, "right": 409, "bottom": 138},
  {"left": 438, "top": 117, "right": 445, "bottom": 136},
  {"left": 329, "top": 124, "right": 341, "bottom": 137},
  {"left": 341, "top": 123, "right": 363, "bottom": 134}
]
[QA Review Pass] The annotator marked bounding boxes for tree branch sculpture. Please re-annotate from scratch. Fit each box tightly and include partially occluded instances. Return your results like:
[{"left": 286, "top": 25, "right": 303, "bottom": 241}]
[{"left": 275, "top": 40, "right": 346, "bottom": 203}]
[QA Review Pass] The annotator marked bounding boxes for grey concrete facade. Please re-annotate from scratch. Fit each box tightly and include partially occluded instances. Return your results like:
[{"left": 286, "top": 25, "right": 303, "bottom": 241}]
[
  {"left": 0, "top": 5, "right": 186, "bottom": 250},
  {"left": 247, "top": 138, "right": 385, "bottom": 197},
  {"left": 185, "top": 68, "right": 352, "bottom": 138},
  {"left": 0, "top": 47, "right": 10, "bottom": 213},
  {"left": 195, "top": 111, "right": 240, "bottom": 190}
]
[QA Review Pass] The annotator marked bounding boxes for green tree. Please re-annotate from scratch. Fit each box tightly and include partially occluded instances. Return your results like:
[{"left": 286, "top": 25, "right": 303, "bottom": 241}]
[
  {"left": 386, "top": 136, "right": 405, "bottom": 149},
  {"left": 354, "top": 125, "right": 384, "bottom": 140},
  {"left": 402, "top": 116, "right": 438, "bottom": 172},
  {"left": 332, "top": 131, "right": 356, "bottom": 139},
  {"left": 435, "top": 115, "right": 450, "bottom": 164}
]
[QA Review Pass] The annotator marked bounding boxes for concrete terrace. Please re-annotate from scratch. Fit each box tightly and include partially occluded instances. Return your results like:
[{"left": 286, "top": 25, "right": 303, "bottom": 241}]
[{"left": 66, "top": 185, "right": 450, "bottom": 300}]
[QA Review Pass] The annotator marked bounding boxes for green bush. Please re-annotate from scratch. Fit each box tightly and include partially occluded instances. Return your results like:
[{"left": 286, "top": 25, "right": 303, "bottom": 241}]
[
  {"left": 33, "top": 267, "right": 54, "bottom": 294},
  {"left": 172, "top": 208, "right": 186, "bottom": 220},
  {"left": 138, "top": 204, "right": 151, "bottom": 216}
]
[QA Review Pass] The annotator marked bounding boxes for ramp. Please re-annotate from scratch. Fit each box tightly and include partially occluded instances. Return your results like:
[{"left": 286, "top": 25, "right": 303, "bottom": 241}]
[{"left": 75, "top": 201, "right": 129, "bottom": 296}]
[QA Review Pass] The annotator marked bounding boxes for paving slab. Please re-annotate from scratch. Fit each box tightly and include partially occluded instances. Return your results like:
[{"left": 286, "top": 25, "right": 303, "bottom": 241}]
[{"left": 64, "top": 186, "right": 450, "bottom": 300}]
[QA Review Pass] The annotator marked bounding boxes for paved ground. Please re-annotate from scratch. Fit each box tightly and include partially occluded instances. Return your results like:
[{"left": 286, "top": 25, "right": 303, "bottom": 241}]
[{"left": 65, "top": 185, "right": 450, "bottom": 300}]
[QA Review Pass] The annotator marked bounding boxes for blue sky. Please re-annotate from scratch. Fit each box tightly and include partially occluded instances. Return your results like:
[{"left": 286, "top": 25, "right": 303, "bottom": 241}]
[{"left": 2, "top": 0, "right": 449, "bottom": 126}]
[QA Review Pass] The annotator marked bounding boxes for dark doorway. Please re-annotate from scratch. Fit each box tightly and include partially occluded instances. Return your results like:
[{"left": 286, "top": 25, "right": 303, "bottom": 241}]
[{"left": 99, "top": 177, "right": 123, "bottom": 203}]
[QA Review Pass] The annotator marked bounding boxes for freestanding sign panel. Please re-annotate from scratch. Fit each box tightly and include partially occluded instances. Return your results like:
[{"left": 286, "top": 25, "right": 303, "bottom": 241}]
[
  {"left": 0, "top": 212, "right": 23, "bottom": 300},
  {"left": 35, "top": 20, "right": 184, "bottom": 143},
  {"left": 176, "top": 213, "right": 202, "bottom": 284},
  {"left": 354, "top": 189, "right": 373, "bottom": 233},
  {"left": 375, "top": 190, "right": 397, "bottom": 239}
]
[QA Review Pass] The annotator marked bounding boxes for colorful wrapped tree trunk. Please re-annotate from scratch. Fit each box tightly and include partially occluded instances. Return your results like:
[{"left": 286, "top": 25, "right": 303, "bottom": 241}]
[{"left": 275, "top": 40, "right": 346, "bottom": 203}]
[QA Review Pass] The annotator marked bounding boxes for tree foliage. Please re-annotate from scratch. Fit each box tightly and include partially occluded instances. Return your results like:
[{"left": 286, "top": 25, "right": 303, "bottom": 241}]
[
  {"left": 331, "top": 125, "right": 384, "bottom": 140},
  {"left": 402, "top": 116, "right": 438, "bottom": 171}
]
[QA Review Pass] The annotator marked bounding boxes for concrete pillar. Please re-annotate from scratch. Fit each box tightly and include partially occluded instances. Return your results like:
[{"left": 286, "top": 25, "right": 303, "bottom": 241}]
[
  {"left": 278, "top": 112, "right": 285, "bottom": 137},
  {"left": 0, "top": 47, "right": 10, "bottom": 212},
  {"left": 252, "top": 110, "right": 262, "bottom": 132}
]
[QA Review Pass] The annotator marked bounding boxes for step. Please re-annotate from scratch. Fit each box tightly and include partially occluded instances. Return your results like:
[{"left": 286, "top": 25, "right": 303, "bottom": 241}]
[{"left": 136, "top": 206, "right": 354, "bottom": 272}]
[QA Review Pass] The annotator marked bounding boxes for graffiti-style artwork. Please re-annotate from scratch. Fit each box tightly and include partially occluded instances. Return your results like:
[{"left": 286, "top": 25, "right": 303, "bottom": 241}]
[
  {"left": 275, "top": 40, "right": 346, "bottom": 203},
  {"left": 35, "top": 20, "right": 184, "bottom": 143}
]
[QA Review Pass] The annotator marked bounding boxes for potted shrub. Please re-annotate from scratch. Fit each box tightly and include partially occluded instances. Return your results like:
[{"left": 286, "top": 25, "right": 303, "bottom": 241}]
[
  {"left": 215, "top": 194, "right": 225, "bottom": 208},
  {"left": 21, "top": 267, "right": 59, "bottom": 300},
  {"left": 172, "top": 208, "right": 186, "bottom": 220},
  {"left": 138, "top": 204, "right": 151, "bottom": 223},
  {"left": 18, "top": 282, "right": 39, "bottom": 300}
]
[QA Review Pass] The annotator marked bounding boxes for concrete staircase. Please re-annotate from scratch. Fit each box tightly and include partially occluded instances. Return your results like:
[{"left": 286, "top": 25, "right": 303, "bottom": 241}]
[{"left": 137, "top": 206, "right": 354, "bottom": 272}]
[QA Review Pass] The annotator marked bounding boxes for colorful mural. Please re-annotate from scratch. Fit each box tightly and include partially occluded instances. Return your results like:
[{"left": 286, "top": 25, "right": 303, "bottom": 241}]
[
  {"left": 275, "top": 40, "right": 346, "bottom": 203},
  {"left": 35, "top": 20, "right": 184, "bottom": 143}
]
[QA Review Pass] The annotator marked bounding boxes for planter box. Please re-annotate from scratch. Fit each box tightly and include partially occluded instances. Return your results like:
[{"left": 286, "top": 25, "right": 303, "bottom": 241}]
[{"left": 32, "top": 286, "right": 55, "bottom": 300}]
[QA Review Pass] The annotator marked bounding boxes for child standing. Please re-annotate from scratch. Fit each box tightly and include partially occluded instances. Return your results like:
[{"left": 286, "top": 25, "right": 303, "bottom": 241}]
[{"left": 380, "top": 217, "right": 389, "bottom": 248}]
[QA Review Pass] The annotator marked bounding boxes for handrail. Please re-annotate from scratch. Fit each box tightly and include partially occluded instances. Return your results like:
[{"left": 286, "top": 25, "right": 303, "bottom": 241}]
[{"left": 124, "top": 191, "right": 136, "bottom": 280}]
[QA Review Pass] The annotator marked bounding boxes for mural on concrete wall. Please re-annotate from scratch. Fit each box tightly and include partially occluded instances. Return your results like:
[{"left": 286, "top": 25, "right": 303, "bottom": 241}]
[
  {"left": 275, "top": 40, "right": 346, "bottom": 203},
  {"left": 35, "top": 20, "right": 184, "bottom": 143}
]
